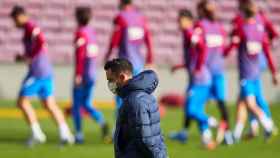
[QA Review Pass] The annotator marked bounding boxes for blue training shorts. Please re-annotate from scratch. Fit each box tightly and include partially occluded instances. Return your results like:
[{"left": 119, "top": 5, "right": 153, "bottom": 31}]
[
  {"left": 209, "top": 74, "right": 226, "bottom": 101},
  {"left": 240, "top": 79, "right": 261, "bottom": 99},
  {"left": 19, "top": 75, "right": 54, "bottom": 99}
]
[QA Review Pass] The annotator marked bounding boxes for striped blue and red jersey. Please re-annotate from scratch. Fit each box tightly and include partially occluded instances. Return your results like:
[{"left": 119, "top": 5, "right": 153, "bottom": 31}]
[
  {"left": 233, "top": 11, "right": 278, "bottom": 42},
  {"left": 74, "top": 26, "right": 99, "bottom": 81},
  {"left": 23, "top": 21, "right": 52, "bottom": 78},
  {"left": 225, "top": 15, "right": 277, "bottom": 80},
  {"left": 182, "top": 27, "right": 211, "bottom": 85},
  {"left": 196, "top": 18, "right": 226, "bottom": 75},
  {"left": 106, "top": 6, "right": 153, "bottom": 70}
]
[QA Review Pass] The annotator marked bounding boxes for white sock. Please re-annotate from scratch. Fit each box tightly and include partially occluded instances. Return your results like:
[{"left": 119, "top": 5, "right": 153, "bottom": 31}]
[
  {"left": 234, "top": 122, "right": 244, "bottom": 140},
  {"left": 202, "top": 129, "right": 212, "bottom": 145},
  {"left": 250, "top": 119, "right": 259, "bottom": 136},
  {"left": 225, "top": 130, "right": 234, "bottom": 145},
  {"left": 208, "top": 117, "right": 218, "bottom": 128},
  {"left": 59, "top": 123, "right": 71, "bottom": 140},
  {"left": 259, "top": 116, "right": 273, "bottom": 133},
  {"left": 31, "top": 122, "right": 44, "bottom": 137}
]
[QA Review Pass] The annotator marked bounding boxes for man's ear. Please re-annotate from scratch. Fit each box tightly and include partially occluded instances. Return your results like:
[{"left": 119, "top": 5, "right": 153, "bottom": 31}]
[{"left": 119, "top": 73, "right": 126, "bottom": 82}]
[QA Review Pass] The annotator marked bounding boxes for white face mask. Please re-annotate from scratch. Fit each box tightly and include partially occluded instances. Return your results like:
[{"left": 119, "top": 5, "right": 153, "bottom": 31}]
[{"left": 107, "top": 81, "right": 118, "bottom": 94}]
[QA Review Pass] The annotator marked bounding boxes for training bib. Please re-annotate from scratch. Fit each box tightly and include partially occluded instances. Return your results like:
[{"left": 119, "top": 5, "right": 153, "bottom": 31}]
[
  {"left": 128, "top": 27, "right": 144, "bottom": 41},
  {"left": 86, "top": 44, "right": 99, "bottom": 57},
  {"left": 246, "top": 41, "right": 262, "bottom": 55},
  {"left": 206, "top": 34, "right": 223, "bottom": 47}
]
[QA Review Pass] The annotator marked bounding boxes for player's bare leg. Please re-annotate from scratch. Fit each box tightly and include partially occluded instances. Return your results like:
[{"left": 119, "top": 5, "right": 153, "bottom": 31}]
[
  {"left": 17, "top": 96, "right": 46, "bottom": 145},
  {"left": 233, "top": 99, "right": 248, "bottom": 142},
  {"left": 245, "top": 96, "right": 273, "bottom": 139},
  {"left": 41, "top": 96, "right": 74, "bottom": 145},
  {"left": 216, "top": 100, "right": 234, "bottom": 145}
]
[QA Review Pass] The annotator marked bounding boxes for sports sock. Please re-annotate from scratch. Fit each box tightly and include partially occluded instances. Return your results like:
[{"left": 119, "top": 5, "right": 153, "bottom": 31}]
[
  {"left": 31, "top": 122, "right": 44, "bottom": 137},
  {"left": 208, "top": 117, "right": 218, "bottom": 128},
  {"left": 259, "top": 115, "right": 273, "bottom": 133},
  {"left": 250, "top": 119, "right": 259, "bottom": 136},
  {"left": 233, "top": 122, "right": 244, "bottom": 140},
  {"left": 202, "top": 129, "right": 212, "bottom": 145},
  {"left": 59, "top": 123, "right": 71, "bottom": 140}
]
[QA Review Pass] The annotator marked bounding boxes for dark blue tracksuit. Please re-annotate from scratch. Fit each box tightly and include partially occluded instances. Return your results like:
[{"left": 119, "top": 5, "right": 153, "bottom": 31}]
[{"left": 114, "top": 70, "right": 167, "bottom": 158}]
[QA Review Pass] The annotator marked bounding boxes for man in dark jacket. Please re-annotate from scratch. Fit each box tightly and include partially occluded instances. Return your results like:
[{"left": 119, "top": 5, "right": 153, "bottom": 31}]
[{"left": 104, "top": 58, "right": 167, "bottom": 158}]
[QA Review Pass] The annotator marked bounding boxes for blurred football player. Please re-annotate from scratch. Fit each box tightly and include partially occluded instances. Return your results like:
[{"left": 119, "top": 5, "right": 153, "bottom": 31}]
[
  {"left": 10, "top": 5, "right": 73, "bottom": 146},
  {"left": 233, "top": 0, "right": 279, "bottom": 139},
  {"left": 196, "top": 0, "right": 233, "bottom": 145},
  {"left": 224, "top": 0, "right": 279, "bottom": 142},
  {"left": 104, "top": 0, "right": 154, "bottom": 109},
  {"left": 169, "top": 9, "right": 216, "bottom": 150},
  {"left": 72, "top": 7, "right": 109, "bottom": 144}
]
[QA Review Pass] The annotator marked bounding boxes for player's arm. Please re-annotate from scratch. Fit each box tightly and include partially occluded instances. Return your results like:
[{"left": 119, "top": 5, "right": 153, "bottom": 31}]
[
  {"left": 260, "top": 11, "right": 279, "bottom": 41},
  {"left": 29, "top": 27, "right": 45, "bottom": 59},
  {"left": 74, "top": 31, "right": 87, "bottom": 86},
  {"left": 223, "top": 23, "right": 242, "bottom": 57},
  {"left": 194, "top": 30, "right": 207, "bottom": 73},
  {"left": 143, "top": 19, "right": 154, "bottom": 65},
  {"left": 171, "top": 30, "right": 192, "bottom": 73},
  {"left": 104, "top": 16, "right": 125, "bottom": 63},
  {"left": 171, "top": 64, "right": 185, "bottom": 73},
  {"left": 262, "top": 35, "right": 279, "bottom": 85}
]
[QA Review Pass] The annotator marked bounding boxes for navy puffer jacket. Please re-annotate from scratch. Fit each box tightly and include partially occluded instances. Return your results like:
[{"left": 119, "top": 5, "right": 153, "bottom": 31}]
[{"left": 114, "top": 70, "right": 167, "bottom": 158}]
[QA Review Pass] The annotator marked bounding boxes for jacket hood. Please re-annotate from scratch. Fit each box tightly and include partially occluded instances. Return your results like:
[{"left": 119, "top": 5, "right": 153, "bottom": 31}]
[{"left": 118, "top": 70, "right": 159, "bottom": 98}]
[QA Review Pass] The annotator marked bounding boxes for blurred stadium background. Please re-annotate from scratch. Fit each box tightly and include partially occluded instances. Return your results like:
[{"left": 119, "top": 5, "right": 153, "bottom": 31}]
[
  {"left": 0, "top": 0, "right": 280, "bottom": 158},
  {"left": 0, "top": 0, "right": 279, "bottom": 101}
]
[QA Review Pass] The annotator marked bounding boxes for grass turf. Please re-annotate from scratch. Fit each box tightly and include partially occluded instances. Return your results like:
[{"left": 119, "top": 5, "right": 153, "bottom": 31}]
[{"left": 0, "top": 100, "right": 280, "bottom": 158}]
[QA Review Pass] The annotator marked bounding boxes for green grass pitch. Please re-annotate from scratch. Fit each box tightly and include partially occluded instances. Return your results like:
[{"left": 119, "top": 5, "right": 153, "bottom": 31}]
[{"left": 0, "top": 100, "right": 280, "bottom": 158}]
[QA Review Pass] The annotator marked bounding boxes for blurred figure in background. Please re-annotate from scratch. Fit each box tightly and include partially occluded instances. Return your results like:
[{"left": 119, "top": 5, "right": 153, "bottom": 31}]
[
  {"left": 196, "top": 0, "right": 233, "bottom": 145},
  {"left": 224, "top": 0, "right": 279, "bottom": 142},
  {"left": 10, "top": 5, "right": 74, "bottom": 146},
  {"left": 72, "top": 7, "right": 109, "bottom": 144},
  {"left": 169, "top": 9, "right": 216, "bottom": 150},
  {"left": 104, "top": 0, "right": 154, "bottom": 109},
  {"left": 232, "top": 0, "right": 279, "bottom": 140}
]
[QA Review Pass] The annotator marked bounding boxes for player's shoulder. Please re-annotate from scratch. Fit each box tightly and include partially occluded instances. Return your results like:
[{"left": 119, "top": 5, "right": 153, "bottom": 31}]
[
  {"left": 113, "top": 13, "right": 123, "bottom": 22},
  {"left": 194, "top": 19, "right": 201, "bottom": 25},
  {"left": 257, "top": 10, "right": 268, "bottom": 22},
  {"left": 133, "top": 9, "right": 144, "bottom": 18},
  {"left": 232, "top": 13, "right": 244, "bottom": 25},
  {"left": 193, "top": 21, "right": 204, "bottom": 34},
  {"left": 25, "top": 21, "right": 40, "bottom": 35},
  {"left": 258, "top": 10, "right": 266, "bottom": 17},
  {"left": 194, "top": 20, "right": 204, "bottom": 30},
  {"left": 74, "top": 28, "right": 88, "bottom": 45},
  {"left": 75, "top": 27, "right": 87, "bottom": 38}
]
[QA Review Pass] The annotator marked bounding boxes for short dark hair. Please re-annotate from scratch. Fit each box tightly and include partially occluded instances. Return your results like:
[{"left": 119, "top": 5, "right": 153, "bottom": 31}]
[
  {"left": 197, "top": 0, "right": 216, "bottom": 21},
  {"left": 75, "top": 6, "right": 91, "bottom": 26},
  {"left": 10, "top": 5, "right": 25, "bottom": 18},
  {"left": 120, "top": 0, "right": 132, "bottom": 6},
  {"left": 178, "top": 9, "right": 193, "bottom": 19},
  {"left": 197, "top": 0, "right": 208, "bottom": 17},
  {"left": 104, "top": 58, "right": 133, "bottom": 75},
  {"left": 197, "top": 0, "right": 208, "bottom": 10},
  {"left": 239, "top": 0, "right": 256, "bottom": 18}
]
